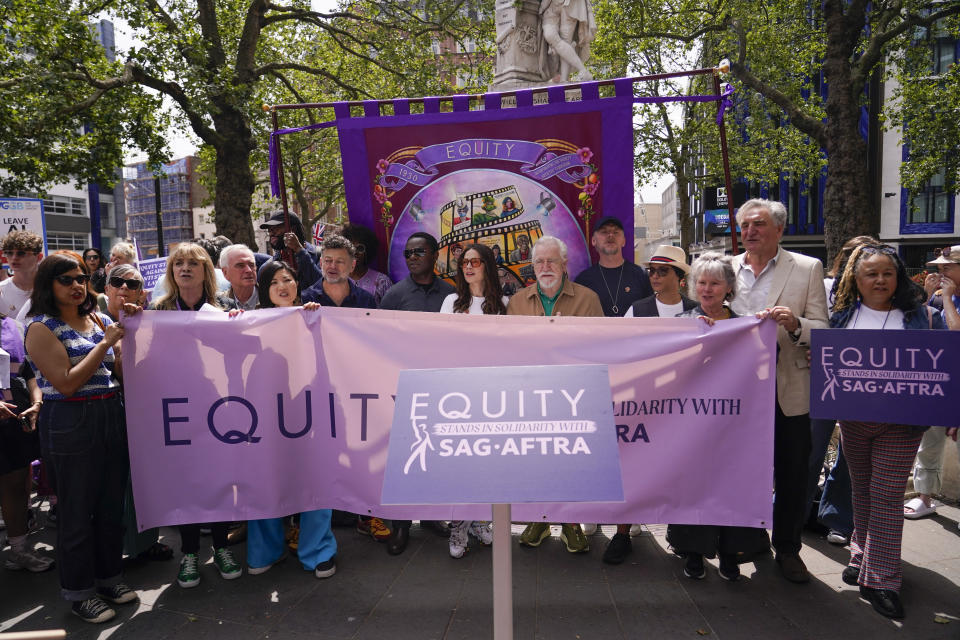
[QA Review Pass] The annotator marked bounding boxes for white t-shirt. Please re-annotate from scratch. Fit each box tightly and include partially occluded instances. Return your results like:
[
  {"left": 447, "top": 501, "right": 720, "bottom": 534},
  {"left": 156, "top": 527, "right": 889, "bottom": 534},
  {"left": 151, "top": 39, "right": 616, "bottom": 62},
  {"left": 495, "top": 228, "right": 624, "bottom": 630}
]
[
  {"left": 622, "top": 299, "right": 684, "bottom": 318},
  {"left": 439, "top": 293, "right": 509, "bottom": 315},
  {"left": 0, "top": 279, "right": 32, "bottom": 318},
  {"left": 844, "top": 304, "right": 904, "bottom": 330}
]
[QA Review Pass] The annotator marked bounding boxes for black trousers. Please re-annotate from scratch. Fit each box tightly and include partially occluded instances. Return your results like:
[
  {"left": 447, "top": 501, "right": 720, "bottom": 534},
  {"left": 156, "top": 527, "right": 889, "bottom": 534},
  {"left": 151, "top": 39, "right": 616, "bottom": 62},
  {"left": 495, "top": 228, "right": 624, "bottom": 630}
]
[
  {"left": 179, "top": 522, "right": 229, "bottom": 554},
  {"left": 772, "top": 402, "right": 812, "bottom": 555}
]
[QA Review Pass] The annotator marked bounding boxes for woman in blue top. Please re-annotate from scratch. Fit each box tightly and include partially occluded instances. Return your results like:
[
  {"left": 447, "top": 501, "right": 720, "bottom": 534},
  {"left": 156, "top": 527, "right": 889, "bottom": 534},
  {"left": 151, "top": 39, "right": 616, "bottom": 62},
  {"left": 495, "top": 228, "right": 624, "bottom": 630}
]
[
  {"left": 24, "top": 254, "right": 136, "bottom": 624},
  {"left": 830, "top": 244, "right": 945, "bottom": 619}
]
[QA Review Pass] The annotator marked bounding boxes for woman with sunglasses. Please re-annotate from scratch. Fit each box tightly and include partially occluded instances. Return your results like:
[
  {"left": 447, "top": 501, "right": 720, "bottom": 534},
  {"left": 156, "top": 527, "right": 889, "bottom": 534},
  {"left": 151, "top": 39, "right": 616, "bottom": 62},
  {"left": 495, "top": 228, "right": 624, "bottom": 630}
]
[
  {"left": 83, "top": 248, "right": 107, "bottom": 294},
  {"left": 438, "top": 243, "right": 505, "bottom": 557},
  {"left": 24, "top": 254, "right": 136, "bottom": 623},
  {"left": 624, "top": 245, "right": 696, "bottom": 319},
  {"left": 242, "top": 261, "right": 339, "bottom": 579},
  {"left": 829, "top": 244, "right": 945, "bottom": 619},
  {"left": 99, "top": 265, "right": 173, "bottom": 564}
]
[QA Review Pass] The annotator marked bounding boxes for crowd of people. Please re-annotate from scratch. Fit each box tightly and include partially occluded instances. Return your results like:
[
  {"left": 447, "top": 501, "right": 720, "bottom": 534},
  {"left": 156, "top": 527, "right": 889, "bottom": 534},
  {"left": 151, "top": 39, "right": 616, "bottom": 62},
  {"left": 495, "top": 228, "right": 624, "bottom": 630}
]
[{"left": 0, "top": 198, "right": 955, "bottom": 624}]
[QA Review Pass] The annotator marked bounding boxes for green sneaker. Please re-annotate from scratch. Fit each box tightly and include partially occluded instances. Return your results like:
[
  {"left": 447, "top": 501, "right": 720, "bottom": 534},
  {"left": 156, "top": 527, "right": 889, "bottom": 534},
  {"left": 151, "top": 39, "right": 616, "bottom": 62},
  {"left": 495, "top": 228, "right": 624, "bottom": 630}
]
[
  {"left": 519, "top": 522, "right": 550, "bottom": 547},
  {"left": 560, "top": 524, "right": 589, "bottom": 553},
  {"left": 177, "top": 553, "right": 200, "bottom": 588},
  {"left": 214, "top": 547, "right": 242, "bottom": 580}
]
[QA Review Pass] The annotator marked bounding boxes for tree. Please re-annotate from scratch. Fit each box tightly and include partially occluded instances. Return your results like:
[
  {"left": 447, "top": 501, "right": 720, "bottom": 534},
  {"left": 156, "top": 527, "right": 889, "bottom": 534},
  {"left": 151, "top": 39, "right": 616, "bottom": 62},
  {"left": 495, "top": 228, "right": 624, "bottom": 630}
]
[
  {"left": 606, "top": 0, "right": 960, "bottom": 260},
  {"left": 1, "top": 0, "right": 488, "bottom": 248}
]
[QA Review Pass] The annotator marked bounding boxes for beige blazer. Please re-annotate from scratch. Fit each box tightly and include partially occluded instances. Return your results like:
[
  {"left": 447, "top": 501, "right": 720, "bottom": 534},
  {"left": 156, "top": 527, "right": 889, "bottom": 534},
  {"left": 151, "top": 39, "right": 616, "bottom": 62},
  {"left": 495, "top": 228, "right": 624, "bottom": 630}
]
[{"left": 733, "top": 249, "right": 828, "bottom": 416}]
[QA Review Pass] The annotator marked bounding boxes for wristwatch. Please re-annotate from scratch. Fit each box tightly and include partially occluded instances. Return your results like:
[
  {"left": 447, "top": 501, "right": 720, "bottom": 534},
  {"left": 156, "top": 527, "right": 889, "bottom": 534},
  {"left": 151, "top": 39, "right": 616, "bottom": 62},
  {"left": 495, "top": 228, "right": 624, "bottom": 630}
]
[{"left": 790, "top": 320, "right": 802, "bottom": 340}]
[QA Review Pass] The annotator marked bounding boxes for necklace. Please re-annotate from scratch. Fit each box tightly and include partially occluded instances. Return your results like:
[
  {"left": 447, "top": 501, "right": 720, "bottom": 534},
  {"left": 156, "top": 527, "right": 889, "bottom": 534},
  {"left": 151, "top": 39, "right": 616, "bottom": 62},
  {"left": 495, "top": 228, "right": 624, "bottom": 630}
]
[
  {"left": 599, "top": 264, "right": 624, "bottom": 314},
  {"left": 852, "top": 301, "right": 892, "bottom": 329}
]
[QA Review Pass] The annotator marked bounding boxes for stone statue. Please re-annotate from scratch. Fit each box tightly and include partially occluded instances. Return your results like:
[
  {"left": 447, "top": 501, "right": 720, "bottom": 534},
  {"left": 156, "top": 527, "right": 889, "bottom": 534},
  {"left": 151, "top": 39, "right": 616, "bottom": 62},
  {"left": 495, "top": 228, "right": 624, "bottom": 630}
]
[
  {"left": 491, "top": 0, "right": 595, "bottom": 90},
  {"left": 539, "top": 0, "right": 595, "bottom": 83}
]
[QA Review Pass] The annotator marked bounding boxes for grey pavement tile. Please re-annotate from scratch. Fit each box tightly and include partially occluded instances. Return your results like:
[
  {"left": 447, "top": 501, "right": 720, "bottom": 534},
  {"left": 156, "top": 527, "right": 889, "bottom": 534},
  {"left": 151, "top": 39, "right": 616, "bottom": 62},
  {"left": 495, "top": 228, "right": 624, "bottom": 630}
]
[{"left": 534, "top": 581, "right": 623, "bottom": 640}]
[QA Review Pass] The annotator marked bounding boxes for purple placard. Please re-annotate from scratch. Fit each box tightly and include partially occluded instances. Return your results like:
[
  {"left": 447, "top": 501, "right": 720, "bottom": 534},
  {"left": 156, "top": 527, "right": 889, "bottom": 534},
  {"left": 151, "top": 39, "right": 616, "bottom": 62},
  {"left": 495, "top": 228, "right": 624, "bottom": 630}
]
[
  {"left": 137, "top": 257, "right": 167, "bottom": 291},
  {"left": 382, "top": 365, "right": 623, "bottom": 505},
  {"left": 810, "top": 328, "right": 958, "bottom": 425}
]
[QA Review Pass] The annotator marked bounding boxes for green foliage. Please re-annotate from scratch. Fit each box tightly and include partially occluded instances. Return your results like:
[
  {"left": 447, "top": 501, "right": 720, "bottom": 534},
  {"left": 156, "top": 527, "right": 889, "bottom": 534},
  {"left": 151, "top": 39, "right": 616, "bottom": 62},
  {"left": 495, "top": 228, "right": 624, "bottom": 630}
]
[{"left": 0, "top": 0, "right": 169, "bottom": 194}]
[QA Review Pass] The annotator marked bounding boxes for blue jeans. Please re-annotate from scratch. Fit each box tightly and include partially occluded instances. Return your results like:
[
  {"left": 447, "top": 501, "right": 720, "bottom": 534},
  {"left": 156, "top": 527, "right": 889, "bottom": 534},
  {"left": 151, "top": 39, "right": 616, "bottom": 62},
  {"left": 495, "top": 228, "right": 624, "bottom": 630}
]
[
  {"left": 818, "top": 445, "right": 854, "bottom": 536},
  {"left": 247, "top": 510, "right": 336, "bottom": 570},
  {"left": 39, "top": 394, "right": 129, "bottom": 601},
  {"left": 805, "top": 418, "right": 838, "bottom": 521}
]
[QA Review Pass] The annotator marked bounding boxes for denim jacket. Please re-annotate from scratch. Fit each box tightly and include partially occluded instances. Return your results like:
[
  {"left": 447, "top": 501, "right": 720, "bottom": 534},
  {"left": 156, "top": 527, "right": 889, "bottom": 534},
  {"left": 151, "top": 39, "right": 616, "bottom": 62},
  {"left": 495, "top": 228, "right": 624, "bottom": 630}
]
[{"left": 829, "top": 304, "right": 946, "bottom": 330}]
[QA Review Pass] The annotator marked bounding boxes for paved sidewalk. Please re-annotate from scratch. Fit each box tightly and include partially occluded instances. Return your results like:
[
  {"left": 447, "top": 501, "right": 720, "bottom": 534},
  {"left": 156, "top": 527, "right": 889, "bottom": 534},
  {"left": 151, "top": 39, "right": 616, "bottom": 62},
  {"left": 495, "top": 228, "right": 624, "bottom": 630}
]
[{"left": 2, "top": 508, "right": 960, "bottom": 639}]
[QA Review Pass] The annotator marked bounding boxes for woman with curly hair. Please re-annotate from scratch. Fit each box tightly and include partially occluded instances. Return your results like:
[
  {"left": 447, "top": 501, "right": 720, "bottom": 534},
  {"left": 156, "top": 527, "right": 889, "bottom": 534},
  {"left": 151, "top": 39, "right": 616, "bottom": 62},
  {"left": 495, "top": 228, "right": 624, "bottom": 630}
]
[{"left": 830, "top": 243, "right": 945, "bottom": 619}]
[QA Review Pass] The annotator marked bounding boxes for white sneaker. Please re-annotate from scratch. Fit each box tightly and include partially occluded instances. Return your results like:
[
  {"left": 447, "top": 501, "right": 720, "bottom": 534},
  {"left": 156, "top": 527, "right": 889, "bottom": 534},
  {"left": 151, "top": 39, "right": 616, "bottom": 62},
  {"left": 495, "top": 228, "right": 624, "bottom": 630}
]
[
  {"left": 4, "top": 547, "right": 54, "bottom": 572},
  {"left": 580, "top": 524, "right": 598, "bottom": 536},
  {"left": 449, "top": 521, "right": 469, "bottom": 559},
  {"left": 469, "top": 521, "right": 493, "bottom": 546},
  {"left": 826, "top": 530, "right": 849, "bottom": 545},
  {"left": 629, "top": 524, "right": 643, "bottom": 537}
]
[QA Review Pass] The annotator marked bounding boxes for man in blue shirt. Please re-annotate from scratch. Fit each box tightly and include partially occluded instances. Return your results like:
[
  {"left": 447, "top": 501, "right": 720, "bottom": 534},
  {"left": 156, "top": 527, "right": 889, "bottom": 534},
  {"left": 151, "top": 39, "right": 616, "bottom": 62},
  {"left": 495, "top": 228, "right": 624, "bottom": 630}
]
[{"left": 301, "top": 236, "right": 375, "bottom": 308}]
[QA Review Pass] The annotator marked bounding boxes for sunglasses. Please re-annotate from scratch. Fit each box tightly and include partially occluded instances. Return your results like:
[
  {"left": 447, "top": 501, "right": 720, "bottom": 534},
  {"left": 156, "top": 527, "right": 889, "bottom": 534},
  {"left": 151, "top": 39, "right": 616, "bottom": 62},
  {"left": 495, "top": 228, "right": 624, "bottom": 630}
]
[
  {"left": 109, "top": 276, "right": 143, "bottom": 290},
  {"left": 461, "top": 258, "right": 484, "bottom": 268},
  {"left": 647, "top": 266, "right": 673, "bottom": 276},
  {"left": 934, "top": 247, "right": 952, "bottom": 258},
  {"left": 404, "top": 248, "right": 428, "bottom": 258},
  {"left": 55, "top": 274, "right": 90, "bottom": 286},
  {"left": 3, "top": 250, "right": 39, "bottom": 259}
]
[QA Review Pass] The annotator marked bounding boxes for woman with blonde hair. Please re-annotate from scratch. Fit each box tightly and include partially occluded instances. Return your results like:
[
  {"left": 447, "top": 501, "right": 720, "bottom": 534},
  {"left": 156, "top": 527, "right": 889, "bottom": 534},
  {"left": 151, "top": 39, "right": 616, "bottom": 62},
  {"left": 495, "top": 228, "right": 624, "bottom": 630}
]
[
  {"left": 150, "top": 243, "right": 224, "bottom": 312},
  {"left": 148, "top": 243, "right": 239, "bottom": 588}
]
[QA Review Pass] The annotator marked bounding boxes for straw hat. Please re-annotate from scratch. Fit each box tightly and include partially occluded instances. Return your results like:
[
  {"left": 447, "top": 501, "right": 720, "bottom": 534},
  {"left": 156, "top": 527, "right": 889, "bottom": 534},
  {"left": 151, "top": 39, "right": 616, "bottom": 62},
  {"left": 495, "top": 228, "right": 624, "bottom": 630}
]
[
  {"left": 644, "top": 245, "right": 690, "bottom": 274},
  {"left": 926, "top": 245, "right": 960, "bottom": 266}
]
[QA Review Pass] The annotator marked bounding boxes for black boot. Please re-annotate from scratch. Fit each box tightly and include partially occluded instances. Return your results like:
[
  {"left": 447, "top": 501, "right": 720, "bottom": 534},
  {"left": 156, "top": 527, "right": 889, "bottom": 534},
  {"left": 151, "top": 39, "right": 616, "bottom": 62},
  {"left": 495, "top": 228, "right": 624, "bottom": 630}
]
[{"left": 387, "top": 524, "right": 410, "bottom": 555}]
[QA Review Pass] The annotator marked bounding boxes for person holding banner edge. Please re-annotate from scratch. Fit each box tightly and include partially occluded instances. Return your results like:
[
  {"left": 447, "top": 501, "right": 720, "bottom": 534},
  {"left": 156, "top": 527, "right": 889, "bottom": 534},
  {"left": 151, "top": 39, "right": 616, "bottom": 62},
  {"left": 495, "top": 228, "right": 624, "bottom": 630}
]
[
  {"left": 24, "top": 254, "right": 137, "bottom": 623},
  {"left": 507, "top": 235, "right": 602, "bottom": 553},
  {"left": 666, "top": 252, "right": 772, "bottom": 581},
  {"left": 829, "top": 243, "right": 945, "bottom": 618},
  {"left": 148, "top": 243, "right": 243, "bottom": 588},
  {"left": 439, "top": 242, "right": 506, "bottom": 558},
  {"left": 379, "top": 232, "right": 455, "bottom": 555},
  {"left": 730, "top": 198, "right": 829, "bottom": 584}
]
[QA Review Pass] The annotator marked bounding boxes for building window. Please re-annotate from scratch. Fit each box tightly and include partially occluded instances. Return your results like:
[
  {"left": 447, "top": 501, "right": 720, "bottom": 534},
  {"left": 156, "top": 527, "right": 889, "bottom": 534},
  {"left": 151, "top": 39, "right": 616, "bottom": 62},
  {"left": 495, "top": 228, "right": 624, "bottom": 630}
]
[
  {"left": 908, "top": 168, "right": 950, "bottom": 224},
  {"left": 100, "top": 202, "right": 114, "bottom": 228},
  {"left": 42, "top": 195, "right": 86, "bottom": 216},
  {"left": 431, "top": 40, "right": 440, "bottom": 55},
  {"left": 46, "top": 232, "right": 90, "bottom": 251}
]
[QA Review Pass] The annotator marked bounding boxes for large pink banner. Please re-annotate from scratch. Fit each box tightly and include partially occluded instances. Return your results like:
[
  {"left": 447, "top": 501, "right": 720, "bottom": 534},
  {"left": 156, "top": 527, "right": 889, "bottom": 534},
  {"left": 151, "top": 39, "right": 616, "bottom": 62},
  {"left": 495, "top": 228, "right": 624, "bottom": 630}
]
[{"left": 123, "top": 308, "right": 776, "bottom": 531}]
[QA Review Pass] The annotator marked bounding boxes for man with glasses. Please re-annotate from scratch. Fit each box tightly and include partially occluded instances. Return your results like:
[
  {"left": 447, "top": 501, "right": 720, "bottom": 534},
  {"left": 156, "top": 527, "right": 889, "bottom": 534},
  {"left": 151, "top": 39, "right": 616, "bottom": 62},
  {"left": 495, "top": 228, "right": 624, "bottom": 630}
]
[
  {"left": 378, "top": 232, "right": 454, "bottom": 313},
  {"left": 574, "top": 216, "right": 652, "bottom": 317},
  {"left": 0, "top": 230, "right": 43, "bottom": 317},
  {"left": 378, "top": 232, "right": 454, "bottom": 555},
  {"left": 302, "top": 236, "right": 375, "bottom": 308},
  {"left": 507, "top": 235, "right": 602, "bottom": 553}
]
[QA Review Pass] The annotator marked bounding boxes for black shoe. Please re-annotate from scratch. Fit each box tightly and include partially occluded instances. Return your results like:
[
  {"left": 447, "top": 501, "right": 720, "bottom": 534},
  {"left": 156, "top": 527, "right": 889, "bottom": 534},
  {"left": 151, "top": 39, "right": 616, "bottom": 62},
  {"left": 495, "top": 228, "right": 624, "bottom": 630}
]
[
  {"left": 71, "top": 597, "right": 115, "bottom": 624},
  {"left": 683, "top": 553, "right": 706, "bottom": 579},
  {"left": 387, "top": 525, "right": 410, "bottom": 555},
  {"left": 842, "top": 565, "right": 860, "bottom": 586},
  {"left": 860, "top": 586, "right": 904, "bottom": 619},
  {"left": 96, "top": 583, "right": 139, "bottom": 605},
  {"left": 718, "top": 554, "right": 740, "bottom": 582},
  {"left": 602, "top": 533, "right": 632, "bottom": 565},
  {"left": 776, "top": 553, "right": 810, "bottom": 583}
]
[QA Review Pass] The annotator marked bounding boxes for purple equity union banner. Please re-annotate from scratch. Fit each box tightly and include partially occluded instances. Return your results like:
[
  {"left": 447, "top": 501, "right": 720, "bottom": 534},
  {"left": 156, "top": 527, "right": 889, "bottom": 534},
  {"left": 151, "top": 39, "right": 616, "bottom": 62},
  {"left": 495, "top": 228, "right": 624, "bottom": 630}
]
[
  {"left": 810, "top": 328, "right": 957, "bottom": 426},
  {"left": 121, "top": 309, "right": 776, "bottom": 531}
]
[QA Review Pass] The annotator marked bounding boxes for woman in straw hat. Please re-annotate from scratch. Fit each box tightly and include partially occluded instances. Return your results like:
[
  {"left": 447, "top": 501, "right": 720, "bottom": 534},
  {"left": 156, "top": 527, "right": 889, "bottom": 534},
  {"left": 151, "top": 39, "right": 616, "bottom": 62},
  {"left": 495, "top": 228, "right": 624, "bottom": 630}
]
[{"left": 624, "top": 245, "right": 696, "bottom": 318}]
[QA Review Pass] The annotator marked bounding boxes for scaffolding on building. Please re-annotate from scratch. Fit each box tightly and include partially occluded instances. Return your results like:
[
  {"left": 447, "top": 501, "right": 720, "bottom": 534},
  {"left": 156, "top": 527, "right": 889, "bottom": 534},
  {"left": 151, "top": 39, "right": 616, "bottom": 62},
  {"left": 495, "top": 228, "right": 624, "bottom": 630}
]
[{"left": 124, "top": 157, "right": 197, "bottom": 257}]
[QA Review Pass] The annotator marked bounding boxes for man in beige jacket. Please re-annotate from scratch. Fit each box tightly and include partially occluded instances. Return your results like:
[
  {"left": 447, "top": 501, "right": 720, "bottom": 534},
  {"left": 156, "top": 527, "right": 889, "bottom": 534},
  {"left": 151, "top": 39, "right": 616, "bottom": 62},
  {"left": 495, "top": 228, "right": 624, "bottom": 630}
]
[
  {"left": 730, "top": 198, "right": 829, "bottom": 583},
  {"left": 507, "top": 235, "right": 602, "bottom": 552}
]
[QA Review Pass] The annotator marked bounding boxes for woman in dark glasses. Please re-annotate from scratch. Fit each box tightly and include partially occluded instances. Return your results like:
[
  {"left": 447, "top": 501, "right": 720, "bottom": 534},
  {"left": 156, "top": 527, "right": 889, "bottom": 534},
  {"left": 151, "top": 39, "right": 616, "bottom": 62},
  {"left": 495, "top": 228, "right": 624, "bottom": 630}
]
[
  {"left": 99, "top": 264, "right": 146, "bottom": 318},
  {"left": 439, "top": 243, "right": 505, "bottom": 558},
  {"left": 24, "top": 254, "right": 137, "bottom": 624}
]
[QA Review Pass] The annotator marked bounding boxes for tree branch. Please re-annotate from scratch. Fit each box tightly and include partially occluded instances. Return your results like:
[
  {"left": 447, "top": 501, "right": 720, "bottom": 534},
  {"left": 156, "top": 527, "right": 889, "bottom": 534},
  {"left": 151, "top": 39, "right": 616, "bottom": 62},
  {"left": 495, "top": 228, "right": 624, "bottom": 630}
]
[
  {"left": 235, "top": 0, "right": 269, "bottom": 81},
  {"left": 197, "top": 0, "right": 227, "bottom": 71},
  {"left": 255, "top": 62, "right": 375, "bottom": 98},
  {"left": 730, "top": 20, "right": 828, "bottom": 146}
]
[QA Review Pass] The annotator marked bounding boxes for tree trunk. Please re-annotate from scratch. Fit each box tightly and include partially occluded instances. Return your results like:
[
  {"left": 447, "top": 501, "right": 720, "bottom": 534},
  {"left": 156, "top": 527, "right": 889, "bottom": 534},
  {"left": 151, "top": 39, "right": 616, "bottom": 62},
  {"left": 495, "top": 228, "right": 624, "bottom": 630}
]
[
  {"left": 820, "top": 4, "right": 877, "bottom": 264},
  {"left": 676, "top": 168, "right": 694, "bottom": 254},
  {"left": 213, "top": 143, "right": 256, "bottom": 248}
]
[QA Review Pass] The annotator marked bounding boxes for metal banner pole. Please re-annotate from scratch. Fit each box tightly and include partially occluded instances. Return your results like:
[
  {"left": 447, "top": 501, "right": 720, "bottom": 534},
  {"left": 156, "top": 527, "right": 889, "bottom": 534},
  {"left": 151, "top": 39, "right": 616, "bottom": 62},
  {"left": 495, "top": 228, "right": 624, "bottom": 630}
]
[{"left": 492, "top": 503, "right": 513, "bottom": 640}]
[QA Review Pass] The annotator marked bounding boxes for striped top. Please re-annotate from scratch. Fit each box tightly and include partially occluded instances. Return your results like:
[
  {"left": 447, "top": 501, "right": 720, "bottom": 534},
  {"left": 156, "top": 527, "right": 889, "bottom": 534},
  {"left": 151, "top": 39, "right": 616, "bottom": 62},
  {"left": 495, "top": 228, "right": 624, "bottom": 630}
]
[{"left": 27, "top": 313, "right": 118, "bottom": 399}]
